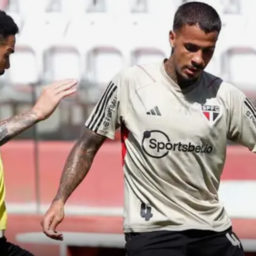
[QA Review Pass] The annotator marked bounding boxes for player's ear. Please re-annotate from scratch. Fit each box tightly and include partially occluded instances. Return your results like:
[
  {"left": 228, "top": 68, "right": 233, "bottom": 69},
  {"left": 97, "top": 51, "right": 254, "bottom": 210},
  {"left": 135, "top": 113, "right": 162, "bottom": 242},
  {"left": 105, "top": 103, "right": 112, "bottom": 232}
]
[{"left": 169, "top": 30, "right": 176, "bottom": 48}]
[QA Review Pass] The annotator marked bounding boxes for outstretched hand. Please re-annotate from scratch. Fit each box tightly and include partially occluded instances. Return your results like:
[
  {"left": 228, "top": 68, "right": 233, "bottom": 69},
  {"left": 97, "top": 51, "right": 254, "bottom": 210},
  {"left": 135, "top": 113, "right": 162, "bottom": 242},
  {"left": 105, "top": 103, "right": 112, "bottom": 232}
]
[
  {"left": 32, "top": 79, "right": 77, "bottom": 121},
  {"left": 41, "top": 200, "right": 65, "bottom": 240}
]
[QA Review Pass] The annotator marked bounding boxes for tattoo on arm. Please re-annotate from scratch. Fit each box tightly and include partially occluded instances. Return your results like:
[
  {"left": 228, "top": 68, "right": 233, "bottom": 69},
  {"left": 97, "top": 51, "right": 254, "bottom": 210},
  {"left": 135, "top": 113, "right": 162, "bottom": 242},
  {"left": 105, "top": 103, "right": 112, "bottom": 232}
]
[
  {"left": 0, "top": 111, "right": 38, "bottom": 146},
  {"left": 54, "top": 128, "right": 105, "bottom": 203}
]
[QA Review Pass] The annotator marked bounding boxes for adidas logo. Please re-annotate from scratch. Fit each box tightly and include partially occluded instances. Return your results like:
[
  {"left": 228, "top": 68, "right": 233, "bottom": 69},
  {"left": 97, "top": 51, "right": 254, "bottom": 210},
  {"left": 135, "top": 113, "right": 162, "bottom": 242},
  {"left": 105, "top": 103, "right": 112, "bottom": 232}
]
[{"left": 146, "top": 106, "right": 161, "bottom": 116}]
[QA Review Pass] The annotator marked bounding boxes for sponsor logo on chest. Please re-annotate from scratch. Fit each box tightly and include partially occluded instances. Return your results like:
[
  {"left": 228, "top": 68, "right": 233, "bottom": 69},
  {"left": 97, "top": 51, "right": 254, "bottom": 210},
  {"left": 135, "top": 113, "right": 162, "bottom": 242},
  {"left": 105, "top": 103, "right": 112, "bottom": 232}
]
[{"left": 142, "top": 130, "right": 213, "bottom": 158}]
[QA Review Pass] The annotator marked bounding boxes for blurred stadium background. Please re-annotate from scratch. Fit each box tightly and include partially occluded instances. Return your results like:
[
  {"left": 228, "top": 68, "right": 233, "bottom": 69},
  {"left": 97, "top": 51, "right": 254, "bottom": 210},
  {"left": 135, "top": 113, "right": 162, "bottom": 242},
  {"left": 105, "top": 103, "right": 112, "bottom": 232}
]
[{"left": 1, "top": 0, "right": 256, "bottom": 255}]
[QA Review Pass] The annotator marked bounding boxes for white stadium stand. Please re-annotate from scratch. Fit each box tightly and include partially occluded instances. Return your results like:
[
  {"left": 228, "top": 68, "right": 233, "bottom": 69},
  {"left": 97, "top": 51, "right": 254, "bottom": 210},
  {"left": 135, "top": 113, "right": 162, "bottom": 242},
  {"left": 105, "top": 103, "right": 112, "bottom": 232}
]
[
  {"left": 43, "top": 45, "right": 82, "bottom": 82},
  {"left": 1, "top": 0, "right": 256, "bottom": 255},
  {"left": 1, "top": 0, "right": 253, "bottom": 101}
]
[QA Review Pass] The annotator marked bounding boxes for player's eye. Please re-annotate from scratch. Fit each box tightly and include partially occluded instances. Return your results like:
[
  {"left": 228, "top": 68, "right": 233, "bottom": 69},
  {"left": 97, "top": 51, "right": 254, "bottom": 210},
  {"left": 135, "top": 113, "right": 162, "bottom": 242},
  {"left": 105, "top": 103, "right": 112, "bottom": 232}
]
[{"left": 184, "top": 43, "right": 199, "bottom": 52}]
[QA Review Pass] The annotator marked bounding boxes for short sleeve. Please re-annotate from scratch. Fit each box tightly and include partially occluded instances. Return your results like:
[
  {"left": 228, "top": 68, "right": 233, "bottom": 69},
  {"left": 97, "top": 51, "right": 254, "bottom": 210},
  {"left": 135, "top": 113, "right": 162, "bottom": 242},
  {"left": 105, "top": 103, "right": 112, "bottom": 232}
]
[
  {"left": 85, "top": 73, "right": 122, "bottom": 140},
  {"left": 227, "top": 88, "right": 256, "bottom": 152}
]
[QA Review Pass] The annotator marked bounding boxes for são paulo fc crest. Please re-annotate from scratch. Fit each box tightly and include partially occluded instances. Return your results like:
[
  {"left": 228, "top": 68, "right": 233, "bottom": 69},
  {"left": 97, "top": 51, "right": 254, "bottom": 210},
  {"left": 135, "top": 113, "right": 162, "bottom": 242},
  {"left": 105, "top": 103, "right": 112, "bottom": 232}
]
[{"left": 202, "top": 104, "right": 220, "bottom": 125}]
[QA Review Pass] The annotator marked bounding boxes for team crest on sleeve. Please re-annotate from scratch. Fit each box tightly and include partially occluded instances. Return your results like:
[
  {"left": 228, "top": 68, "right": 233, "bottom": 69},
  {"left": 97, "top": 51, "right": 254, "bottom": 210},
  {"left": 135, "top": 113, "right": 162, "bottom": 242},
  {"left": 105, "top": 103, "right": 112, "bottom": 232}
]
[{"left": 201, "top": 103, "right": 221, "bottom": 125}]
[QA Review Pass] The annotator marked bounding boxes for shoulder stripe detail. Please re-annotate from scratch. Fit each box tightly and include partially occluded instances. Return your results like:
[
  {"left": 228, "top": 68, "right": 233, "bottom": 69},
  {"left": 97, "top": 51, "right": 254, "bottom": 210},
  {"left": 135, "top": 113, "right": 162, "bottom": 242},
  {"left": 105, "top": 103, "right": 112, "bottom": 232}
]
[
  {"left": 87, "top": 81, "right": 114, "bottom": 129},
  {"left": 94, "top": 85, "right": 117, "bottom": 132},
  {"left": 245, "top": 98, "right": 256, "bottom": 118},
  {"left": 87, "top": 82, "right": 117, "bottom": 130},
  {"left": 245, "top": 98, "right": 256, "bottom": 112},
  {"left": 137, "top": 65, "right": 156, "bottom": 82}
]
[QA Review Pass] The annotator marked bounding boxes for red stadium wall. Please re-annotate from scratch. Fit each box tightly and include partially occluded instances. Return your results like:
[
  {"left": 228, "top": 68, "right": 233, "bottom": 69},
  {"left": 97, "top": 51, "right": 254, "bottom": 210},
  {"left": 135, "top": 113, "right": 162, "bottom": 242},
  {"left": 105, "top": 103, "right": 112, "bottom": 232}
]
[
  {"left": 1, "top": 141, "right": 256, "bottom": 255},
  {"left": 2, "top": 140, "right": 124, "bottom": 207}
]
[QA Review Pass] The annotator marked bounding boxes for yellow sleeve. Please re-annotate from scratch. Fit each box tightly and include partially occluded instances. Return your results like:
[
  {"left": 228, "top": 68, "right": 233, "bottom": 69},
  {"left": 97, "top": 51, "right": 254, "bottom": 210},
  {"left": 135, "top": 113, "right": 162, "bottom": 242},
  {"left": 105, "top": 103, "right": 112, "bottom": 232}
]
[{"left": 0, "top": 157, "right": 7, "bottom": 230}]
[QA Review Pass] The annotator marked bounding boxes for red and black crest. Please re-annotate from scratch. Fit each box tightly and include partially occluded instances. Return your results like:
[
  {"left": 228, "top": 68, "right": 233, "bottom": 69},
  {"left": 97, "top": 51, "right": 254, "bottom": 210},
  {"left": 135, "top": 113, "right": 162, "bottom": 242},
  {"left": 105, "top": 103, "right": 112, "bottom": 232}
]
[{"left": 202, "top": 104, "right": 220, "bottom": 124}]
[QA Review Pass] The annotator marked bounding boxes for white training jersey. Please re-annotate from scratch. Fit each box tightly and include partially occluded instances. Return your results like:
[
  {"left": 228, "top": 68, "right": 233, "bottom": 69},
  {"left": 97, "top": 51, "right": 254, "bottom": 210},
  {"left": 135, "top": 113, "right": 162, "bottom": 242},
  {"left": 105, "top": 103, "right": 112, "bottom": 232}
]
[{"left": 85, "top": 60, "right": 256, "bottom": 233}]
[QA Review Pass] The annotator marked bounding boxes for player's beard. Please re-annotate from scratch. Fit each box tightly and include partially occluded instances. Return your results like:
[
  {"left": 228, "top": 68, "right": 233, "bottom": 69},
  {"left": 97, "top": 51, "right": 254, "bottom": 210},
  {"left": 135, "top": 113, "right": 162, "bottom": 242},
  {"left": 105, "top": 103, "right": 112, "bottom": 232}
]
[{"left": 176, "top": 67, "right": 201, "bottom": 88}]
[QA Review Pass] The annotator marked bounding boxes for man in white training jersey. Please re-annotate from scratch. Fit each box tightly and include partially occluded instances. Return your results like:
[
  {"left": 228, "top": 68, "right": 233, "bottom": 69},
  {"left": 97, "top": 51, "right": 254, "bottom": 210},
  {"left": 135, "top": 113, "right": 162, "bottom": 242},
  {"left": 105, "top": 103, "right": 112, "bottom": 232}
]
[{"left": 42, "top": 2, "right": 252, "bottom": 255}]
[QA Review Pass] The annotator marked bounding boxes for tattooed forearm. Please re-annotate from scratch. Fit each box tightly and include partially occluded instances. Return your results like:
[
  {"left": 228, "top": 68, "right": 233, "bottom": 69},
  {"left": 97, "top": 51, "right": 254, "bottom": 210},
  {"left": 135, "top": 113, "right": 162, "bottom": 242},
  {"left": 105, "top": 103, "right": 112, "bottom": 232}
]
[
  {"left": 0, "top": 111, "right": 38, "bottom": 146},
  {"left": 54, "top": 128, "right": 105, "bottom": 203},
  {"left": 0, "top": 126, "right": 8, "bottom": 145}
]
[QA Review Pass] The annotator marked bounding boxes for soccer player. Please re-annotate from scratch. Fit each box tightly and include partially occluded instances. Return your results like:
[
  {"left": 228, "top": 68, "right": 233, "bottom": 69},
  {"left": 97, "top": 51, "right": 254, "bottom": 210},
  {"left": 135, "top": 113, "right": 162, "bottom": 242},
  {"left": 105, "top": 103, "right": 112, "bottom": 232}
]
[
  {"left": 42, "top": 2, "right": 252, "bottom": 255},
  {"left": 0, "top": 10, "right": 77, "bottom": 256}
]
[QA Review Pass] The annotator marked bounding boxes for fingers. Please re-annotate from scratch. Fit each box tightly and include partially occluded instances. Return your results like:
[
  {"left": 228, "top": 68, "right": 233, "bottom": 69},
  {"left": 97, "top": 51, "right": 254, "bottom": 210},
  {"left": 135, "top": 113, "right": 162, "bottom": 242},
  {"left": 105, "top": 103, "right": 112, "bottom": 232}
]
[
  {"left": 54, "top": 80, "right": 79, "bottom": 103},
  {"left": 56, "top": 86, "right": 77, "bottom": 99},
  {"left": 41, "top": 201, "right": 65, "bottom": 240},
  {"left": 56, "top": 79, "right": 78, "bottom": 92},
  {"left": 41, "top": 213, "right": 63, "bottom": 240},
  {"left": 47, "top": 79, "right": 78, "bottom": 93},
  {"left": 32, "top": 78, "right": 79, "bottom": 121},
  {"left": 44, "top": 229, "right": 63, "bottom": 241},
  {"left": 44, "top": 79, "right": 78, "bottom": 97},
  {"left": 51, "top": 84, "right": 77, "bottom": 104}
]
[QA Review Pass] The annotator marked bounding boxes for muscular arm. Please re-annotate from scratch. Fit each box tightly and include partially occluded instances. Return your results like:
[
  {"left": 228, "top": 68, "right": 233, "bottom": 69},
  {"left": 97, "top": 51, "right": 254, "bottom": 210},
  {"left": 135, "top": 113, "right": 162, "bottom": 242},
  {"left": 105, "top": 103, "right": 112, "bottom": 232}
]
[
  {"left": 54, "top": 127, "right": 106, "bottom": 204},
  {"left": 0, "top": 111, "right": 38, "bottom": 146},
  {"left": 42, "top": 128, "right": 106, "bottom": 240}
]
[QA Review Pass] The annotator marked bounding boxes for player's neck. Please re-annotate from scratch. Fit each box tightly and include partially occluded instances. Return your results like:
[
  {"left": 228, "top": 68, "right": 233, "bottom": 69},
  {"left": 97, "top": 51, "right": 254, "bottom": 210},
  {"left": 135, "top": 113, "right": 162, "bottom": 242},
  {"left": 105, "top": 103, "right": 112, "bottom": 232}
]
[{"left": 164, "top": 58, "right": 198, "bottom": 89}]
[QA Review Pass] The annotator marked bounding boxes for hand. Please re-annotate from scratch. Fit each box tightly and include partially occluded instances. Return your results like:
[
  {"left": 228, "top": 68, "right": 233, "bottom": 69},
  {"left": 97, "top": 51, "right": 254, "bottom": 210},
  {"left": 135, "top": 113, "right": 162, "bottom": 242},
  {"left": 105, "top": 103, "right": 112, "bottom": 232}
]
[
  {"left": 32, "top": 79, "right": 77, "bottom": 121},
  {"left": 41, "top": 200, "right": 65, "bottom": 240}
]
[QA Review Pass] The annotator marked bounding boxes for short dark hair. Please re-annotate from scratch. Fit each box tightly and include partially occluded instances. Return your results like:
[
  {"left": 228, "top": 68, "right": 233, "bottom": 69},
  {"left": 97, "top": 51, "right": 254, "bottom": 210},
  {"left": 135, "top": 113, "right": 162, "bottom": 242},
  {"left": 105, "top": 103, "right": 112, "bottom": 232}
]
[
  {"left": 0, "top": 9, "right": 19, "bottom": 40},
  {"left": 173, "top": 1, "right": 221, "bottom": 34}
]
